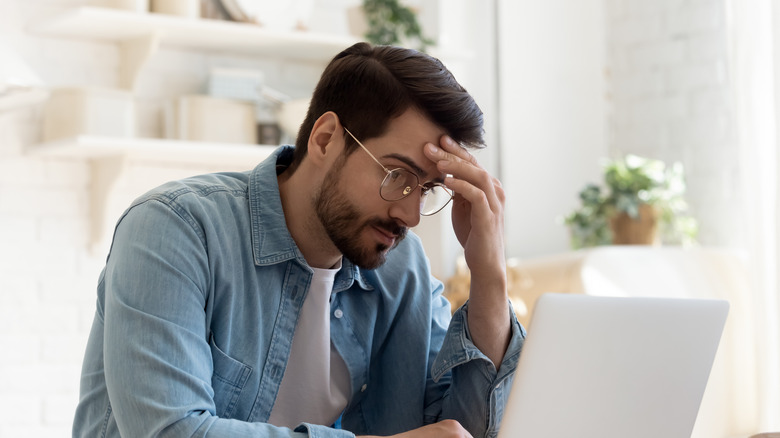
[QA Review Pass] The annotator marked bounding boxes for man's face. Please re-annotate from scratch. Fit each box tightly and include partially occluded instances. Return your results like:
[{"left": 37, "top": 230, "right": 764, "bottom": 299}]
[
  {"left": 314, "top": 155, "right": 407, "bottom": 269},
  {"left": 313, "top": 109, "right": 446, "bottom": 269}
]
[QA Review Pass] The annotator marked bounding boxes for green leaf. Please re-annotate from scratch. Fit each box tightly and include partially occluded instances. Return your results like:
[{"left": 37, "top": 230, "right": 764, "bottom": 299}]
[{"left": 563, "top": 154, "right": 698, "bottom": 247}]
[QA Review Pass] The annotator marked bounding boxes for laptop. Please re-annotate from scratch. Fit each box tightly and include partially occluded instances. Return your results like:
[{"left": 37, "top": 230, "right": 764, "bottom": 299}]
[{"left": 498, "top": 293, "right": 729, "bottom": 438}]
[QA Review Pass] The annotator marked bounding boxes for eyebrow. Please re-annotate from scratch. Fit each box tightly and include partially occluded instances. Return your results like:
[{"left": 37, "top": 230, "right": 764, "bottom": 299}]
[{"left": 383, "top": 153, "right": 445, "bottom": 184}]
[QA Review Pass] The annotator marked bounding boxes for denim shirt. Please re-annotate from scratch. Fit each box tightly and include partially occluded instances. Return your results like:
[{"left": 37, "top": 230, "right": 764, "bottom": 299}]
[{"left": 73, "top": 146, "right": 525, "bottom": 438}]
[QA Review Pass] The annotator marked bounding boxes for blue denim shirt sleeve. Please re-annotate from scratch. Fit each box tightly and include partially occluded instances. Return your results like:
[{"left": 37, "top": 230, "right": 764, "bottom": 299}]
[{"left": 431, "top": 300, "right": 526, "bottom": 438}]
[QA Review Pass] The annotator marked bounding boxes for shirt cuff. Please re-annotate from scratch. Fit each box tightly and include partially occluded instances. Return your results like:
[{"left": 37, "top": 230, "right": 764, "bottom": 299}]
[
  {"left": 431, "top": 300, "right": 526, "bottom": 384},
  {"left": 295, "top": 422, "right": 356, "bottom": 438}
]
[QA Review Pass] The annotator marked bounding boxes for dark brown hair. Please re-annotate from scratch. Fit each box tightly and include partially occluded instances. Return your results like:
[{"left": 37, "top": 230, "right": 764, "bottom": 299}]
[{"left": 289, "top": 42, "right": 484, "bottom": 171}]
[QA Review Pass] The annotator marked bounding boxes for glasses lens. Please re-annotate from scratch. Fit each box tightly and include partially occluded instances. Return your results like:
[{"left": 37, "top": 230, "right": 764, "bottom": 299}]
[
  {"left": 381, "top": 169, "right": 418, "bottom": 201},
  {"left": 421, "top": 185, "right": 453, "bottom": 216}
]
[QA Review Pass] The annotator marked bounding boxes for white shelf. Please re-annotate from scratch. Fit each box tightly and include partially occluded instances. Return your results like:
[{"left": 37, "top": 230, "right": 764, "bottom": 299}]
[
  {"left": 28, "top": 7, "right": 358, "bottom": 62},
  {"left": 26, "top": 7, "right": 328, "bottom": 252},
  {"left": 31, "top": 135, "right": 277, "bottom": 167},
  {"left": 28, "top": 7, "right": 358, "bottom": 89},
  {"left": 30, "top": 136, "right": 278, "bottom": 253}
]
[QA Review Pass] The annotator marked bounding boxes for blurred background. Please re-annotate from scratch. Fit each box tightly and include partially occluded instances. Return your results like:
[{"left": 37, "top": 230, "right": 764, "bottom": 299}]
[{"left": 0, "top": 0, "right": 778, "bottom": 436}]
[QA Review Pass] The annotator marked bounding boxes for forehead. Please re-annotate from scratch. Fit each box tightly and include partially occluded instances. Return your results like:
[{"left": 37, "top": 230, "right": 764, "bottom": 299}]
[{"left": 365, "top": 109, "right": 446, "bottom": 176}]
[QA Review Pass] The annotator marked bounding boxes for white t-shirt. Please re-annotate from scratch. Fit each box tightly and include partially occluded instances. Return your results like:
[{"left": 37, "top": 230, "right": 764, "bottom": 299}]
[{"left": 268, "top": 262, "right": 351, "bottom": 428}]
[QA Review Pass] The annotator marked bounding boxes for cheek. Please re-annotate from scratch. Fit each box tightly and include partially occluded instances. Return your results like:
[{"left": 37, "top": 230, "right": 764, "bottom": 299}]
[{"left": 340, "top": 169, "right": 386, "bottom": 212}]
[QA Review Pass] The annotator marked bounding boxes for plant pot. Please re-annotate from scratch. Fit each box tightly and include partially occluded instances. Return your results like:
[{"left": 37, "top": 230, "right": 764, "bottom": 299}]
[{"left": 609, "top": 204, "right": 659, "bottom": 245}]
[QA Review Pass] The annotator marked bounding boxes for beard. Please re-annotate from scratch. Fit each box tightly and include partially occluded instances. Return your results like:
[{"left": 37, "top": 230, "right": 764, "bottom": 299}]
[{"left": 314, "top": 158, "right": 408, "bottom": 270}]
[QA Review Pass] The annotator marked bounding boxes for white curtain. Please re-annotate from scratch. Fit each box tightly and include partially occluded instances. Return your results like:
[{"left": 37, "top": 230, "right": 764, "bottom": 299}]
[{"left": 728, "top": 0, "right": 780, "bottom": 432}]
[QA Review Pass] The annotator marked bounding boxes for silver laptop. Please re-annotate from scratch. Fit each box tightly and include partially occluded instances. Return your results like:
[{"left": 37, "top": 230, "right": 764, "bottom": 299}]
[{"left": 498, "top": 293, "right": 729, "bottom": 438}]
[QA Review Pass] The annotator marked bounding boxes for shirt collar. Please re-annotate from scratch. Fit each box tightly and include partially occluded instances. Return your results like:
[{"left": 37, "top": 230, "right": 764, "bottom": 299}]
[{"left": 248, "top": 146, "right": 373, "bottom": 292}]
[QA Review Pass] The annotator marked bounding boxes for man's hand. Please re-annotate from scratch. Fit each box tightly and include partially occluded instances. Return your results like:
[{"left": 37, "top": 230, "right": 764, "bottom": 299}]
[
  {"left": 425, "top": 136, "right": 505, "bottom": 279},
  {"left": 360, "top": 420, "right": 473, "bottom": 438},
  {"left": 424, "top": 136, "right": 511, "bottom": 367}
]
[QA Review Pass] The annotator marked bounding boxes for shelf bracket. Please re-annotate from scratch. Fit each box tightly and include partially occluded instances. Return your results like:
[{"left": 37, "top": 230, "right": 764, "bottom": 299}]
[
  {"left": 119, "top": 31, "right": 161, "bottom": 91},
  {"left": 89, "top": 154, "right": 127, "bottom": 255}
]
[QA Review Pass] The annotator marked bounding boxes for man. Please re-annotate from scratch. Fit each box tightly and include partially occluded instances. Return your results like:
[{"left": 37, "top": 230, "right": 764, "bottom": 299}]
[{"left": 73, "top": 42, "right": 525, "bottom": 438}]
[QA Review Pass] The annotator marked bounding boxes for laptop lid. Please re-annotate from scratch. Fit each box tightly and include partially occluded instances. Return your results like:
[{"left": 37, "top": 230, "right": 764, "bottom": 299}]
[{"left": 498, "top": 293, "right": 729, "bottom": 438}]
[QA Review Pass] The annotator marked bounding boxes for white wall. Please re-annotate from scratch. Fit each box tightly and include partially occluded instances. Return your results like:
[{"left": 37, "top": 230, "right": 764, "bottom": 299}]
[
  {"left": 605, "top": 1, "right": 763, "bottom": 435},
  {"left": 497, "top": 0, "right": 608, "bottom": 259},
  {"left": 606, "top": 0, "right": 738, "bottom": 248},
  {"left": 497, "top": 0, "right": 740, "bottom": 258}
]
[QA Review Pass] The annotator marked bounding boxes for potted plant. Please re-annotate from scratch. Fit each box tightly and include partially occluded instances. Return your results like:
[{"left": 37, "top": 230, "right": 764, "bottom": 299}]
[
  {"left": 563, "top": 154, "right": 698, "bottom": 249},
  {"left": 348, "top": 0, "right": 434, "bottom": 52}
]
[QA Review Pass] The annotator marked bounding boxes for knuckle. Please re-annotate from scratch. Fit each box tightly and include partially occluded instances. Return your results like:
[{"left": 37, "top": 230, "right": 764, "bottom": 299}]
[
  {"left": 478, "top": 172, "right": 492, "bottom": 188},
  {"left": 495, "top": 185, "right": 506, "bottom": 203}
]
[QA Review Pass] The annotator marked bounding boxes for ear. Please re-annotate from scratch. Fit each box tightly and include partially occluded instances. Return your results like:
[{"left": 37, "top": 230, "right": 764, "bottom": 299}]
[{"left": 307, "top": 111, "right": 344, "bottom": 168}]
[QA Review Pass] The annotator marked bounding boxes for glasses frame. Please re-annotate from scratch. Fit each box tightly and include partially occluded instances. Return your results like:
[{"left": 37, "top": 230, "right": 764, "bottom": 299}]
[{"left": 343, "top": 127, "right": 453, "bottom": 216}]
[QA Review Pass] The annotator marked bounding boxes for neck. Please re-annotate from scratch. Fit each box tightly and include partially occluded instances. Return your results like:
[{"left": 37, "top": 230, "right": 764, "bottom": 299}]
[{"left": 278, "top": 165, "right": 343, "bottom": 269}]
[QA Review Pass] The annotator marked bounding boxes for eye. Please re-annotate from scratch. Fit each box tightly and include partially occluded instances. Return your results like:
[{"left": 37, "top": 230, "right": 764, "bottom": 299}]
[
  {"left": 387, "top": 170, "right": 405, "bottom": 184},
  {"left": 386, "top": 169, "right": 417, "bottom": 189},
  {"left": 420, "top": 184, "right": 440, "bottom": 196}
]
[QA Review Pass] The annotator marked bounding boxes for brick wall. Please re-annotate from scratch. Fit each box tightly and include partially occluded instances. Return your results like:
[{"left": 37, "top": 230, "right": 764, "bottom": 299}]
[
  {"left": 606, "top": 0, "right": 742, "bottom": 247},
  {"left": 0, "top": 104, "right": 94, "bottom": 436}
]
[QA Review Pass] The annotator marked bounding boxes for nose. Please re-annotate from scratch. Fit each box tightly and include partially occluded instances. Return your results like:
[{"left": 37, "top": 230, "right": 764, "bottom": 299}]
[{"left": 388, "top": 190, "right": 422, "bottom": 228}]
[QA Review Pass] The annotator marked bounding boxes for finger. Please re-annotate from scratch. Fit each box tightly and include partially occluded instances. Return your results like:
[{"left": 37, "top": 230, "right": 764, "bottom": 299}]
[
  {"left": 425, "top": 143, "right": 489, "bottom": 188},
  {"left": 445, "top": 175, "right": 494, "bottom": 220},
  {"left": 424, "top": 139, "right": 504, "bottom": 214},
  {"left": 424, "top": 138, "right": 481, "bottom": 172},
  {"left": 493, "top": 176, "right": 506, "bottom": 204},
  {"left": 439, "top": 135, "right": 483, "bottom": 170},
  {"left": 439, "top": 159, "right": 502, "bottom": 213}
]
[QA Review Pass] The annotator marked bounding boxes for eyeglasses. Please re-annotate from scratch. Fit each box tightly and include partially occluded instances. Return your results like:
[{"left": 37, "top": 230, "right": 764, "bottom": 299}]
[{"left": 344, "top": 127, "right": 453, "bottom": 216}]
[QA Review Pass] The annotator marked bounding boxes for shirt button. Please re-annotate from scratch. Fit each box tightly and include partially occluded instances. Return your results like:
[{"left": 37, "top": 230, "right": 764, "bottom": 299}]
[
  {"left": 361, "top": 384, "right": 367, "bottom": 392},
  {"left": 334, "top": 309, "right": 343, "bottom": 318}
]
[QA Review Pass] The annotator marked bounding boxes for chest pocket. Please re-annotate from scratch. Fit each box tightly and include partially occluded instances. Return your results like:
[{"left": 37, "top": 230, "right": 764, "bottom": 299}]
[{"left": 209, "top": 334, "right": 253, "bottom": 419}]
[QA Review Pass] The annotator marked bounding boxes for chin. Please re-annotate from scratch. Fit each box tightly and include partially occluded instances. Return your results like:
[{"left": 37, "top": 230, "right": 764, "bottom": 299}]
[{"left": 347, "top": 243, "right": 390, "bottom": 270}]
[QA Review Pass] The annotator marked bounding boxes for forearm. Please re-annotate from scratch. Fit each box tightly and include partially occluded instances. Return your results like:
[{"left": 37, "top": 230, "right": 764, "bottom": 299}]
[
  {"left": 466, "top": 272, "right": 511, "bottom": 368},
  {"left": 431, "top": 304, "right": 525, "bottom": 438}
]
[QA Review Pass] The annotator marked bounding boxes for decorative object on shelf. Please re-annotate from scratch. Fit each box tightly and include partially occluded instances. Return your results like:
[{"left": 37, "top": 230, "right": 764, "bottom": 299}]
[
  {"left": 218, "top": 0, "right": 315, "bottom": 30},
  {"left": 43, "top": 87, "right": 135, "bottom": 142},
  {"left": 258, "top": 86, "right": 308, "bottom": 144},
  {"left": 348, "top": 0, "right": 433, "bottom": 52},
  {"left": 164, "top": 95, "right": 257, "bottom": 144},
  {"left": 563, "top": 154, "right": 698, "bottom": 249},
  {"left": 199, "top": 0, "right": 231, "bottom": 20},
  {"left": 271, "top": 97, "right": 308, "bottom": 143},
  {"left": 206, "top": 66, "right": 308, "bottom": 145},
  {"left": 207, "top": 67, "right": 264, "bottom": 102},
  {"left": 88, "top": 0, "right": 149, "bottom": 13},
  {"left": 150, "top": 0, "right": 200, "bottom": 18}
]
